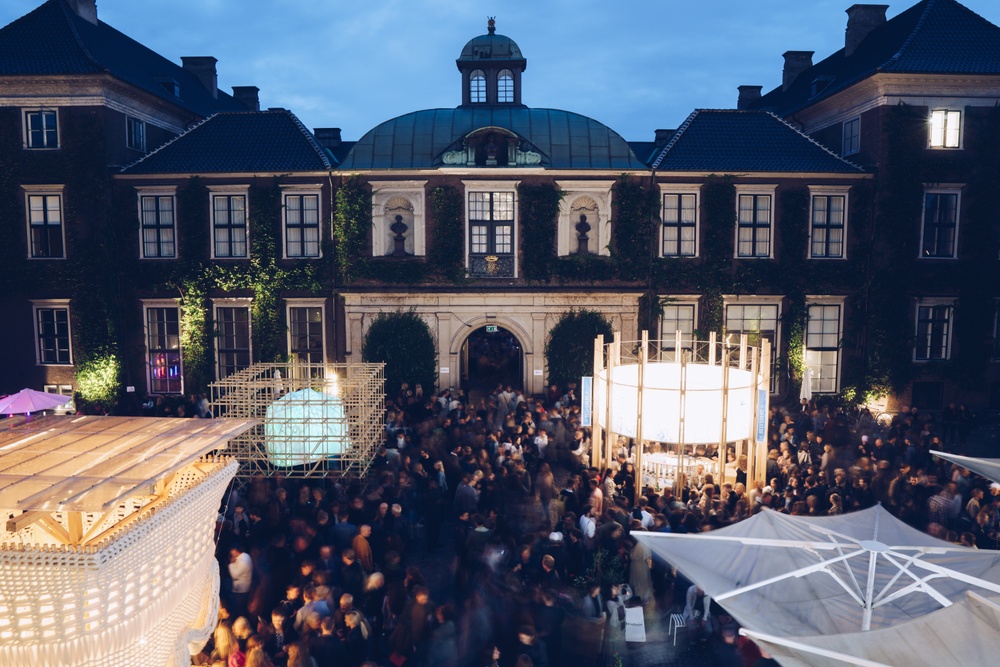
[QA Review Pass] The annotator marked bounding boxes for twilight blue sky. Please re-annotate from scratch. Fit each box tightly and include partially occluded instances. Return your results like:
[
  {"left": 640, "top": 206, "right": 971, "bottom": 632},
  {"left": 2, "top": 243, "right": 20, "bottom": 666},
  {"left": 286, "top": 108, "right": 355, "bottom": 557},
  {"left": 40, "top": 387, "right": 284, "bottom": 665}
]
[{"left": 5, "top": 0, "right": 1000, "bottom": 141}]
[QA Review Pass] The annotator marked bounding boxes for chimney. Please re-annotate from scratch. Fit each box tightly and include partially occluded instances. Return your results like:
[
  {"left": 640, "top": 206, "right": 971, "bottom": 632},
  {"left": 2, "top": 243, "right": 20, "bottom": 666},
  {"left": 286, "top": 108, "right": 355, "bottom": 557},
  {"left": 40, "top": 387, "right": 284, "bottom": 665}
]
[
  {"left": 654, "top": 129, "right": 674, "bottom": 144},
  {"left": 181, "top": 56, "right": 218, "bottom": 98},
  {"left": 65, "top": 0, "right": 97, "bottom": 25},
  {"left": 782, "top": 51, "right": 814, "bottom": 92},
  {"left": 845, "top": 5, "right": 888, "bottom": 57},
  {"left": 232, "top": 86, "right": 260, "bottom": 111},
  {"left": 314, "top": 128, "right": 342, "bottom": 150},
  {"left": 737, "top": 85, "right": 763, "bottom": 110}
]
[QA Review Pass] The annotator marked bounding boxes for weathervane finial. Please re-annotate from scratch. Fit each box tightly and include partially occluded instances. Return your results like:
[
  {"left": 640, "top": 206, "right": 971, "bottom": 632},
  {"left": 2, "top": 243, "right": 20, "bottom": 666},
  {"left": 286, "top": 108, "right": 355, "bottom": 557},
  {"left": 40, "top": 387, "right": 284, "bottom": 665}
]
[{"left": 487, "top": 17, "right": 496, "bottom": 35}]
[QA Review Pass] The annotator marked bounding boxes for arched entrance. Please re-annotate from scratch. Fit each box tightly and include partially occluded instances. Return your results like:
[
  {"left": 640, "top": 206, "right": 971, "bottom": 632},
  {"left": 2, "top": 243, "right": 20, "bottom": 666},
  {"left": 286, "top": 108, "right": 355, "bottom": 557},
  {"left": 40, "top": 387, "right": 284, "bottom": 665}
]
[{"left": 460, "top": 325, "right": 524, "bottom": 393}]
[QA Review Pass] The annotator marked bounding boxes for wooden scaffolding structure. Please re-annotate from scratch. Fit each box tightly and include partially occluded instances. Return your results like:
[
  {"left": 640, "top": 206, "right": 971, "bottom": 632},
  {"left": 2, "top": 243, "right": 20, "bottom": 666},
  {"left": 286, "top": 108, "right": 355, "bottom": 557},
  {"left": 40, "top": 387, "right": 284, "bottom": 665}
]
[{"left": 209, "top": 361, "right": 385, "bottom": 482}]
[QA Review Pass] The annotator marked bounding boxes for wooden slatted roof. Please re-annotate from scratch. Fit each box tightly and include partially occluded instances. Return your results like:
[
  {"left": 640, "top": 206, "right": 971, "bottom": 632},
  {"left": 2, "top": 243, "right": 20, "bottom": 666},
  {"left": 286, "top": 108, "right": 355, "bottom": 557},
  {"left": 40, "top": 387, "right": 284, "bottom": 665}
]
[{"left": 0, "top": 416, "right": 256, "bottom": 512}]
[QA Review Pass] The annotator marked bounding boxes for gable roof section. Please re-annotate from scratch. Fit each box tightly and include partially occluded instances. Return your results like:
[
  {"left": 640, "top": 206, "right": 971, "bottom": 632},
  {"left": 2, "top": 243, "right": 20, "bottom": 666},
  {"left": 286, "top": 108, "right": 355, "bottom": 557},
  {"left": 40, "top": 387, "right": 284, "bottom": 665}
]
[
  {"left": 650, "top": 110, "right": 864, "bottom": 173},
  {"left": 338, "top": 107, "right": 647, "bottom": 170},
  {"left": 0, "top": 0, "right": 245, "bottom": 117},
  {"left": 753, "top": 0, "right": 1000, "bottom": 116},
  {"left": 121, "top": 109, "right": 334, "bottom": 174}
]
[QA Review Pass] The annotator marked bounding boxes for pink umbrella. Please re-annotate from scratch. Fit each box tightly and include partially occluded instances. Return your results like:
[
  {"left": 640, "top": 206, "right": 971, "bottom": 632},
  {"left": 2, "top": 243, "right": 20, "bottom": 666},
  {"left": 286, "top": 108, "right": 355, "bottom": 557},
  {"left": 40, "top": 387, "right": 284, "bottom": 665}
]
[{"left": 0, "top": 388, "right": 72, "bottom": 415}]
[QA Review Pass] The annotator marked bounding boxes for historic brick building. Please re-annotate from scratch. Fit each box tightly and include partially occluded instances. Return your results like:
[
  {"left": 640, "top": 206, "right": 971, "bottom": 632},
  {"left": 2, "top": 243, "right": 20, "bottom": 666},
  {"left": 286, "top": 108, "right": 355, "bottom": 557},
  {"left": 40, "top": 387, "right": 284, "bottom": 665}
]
[{"left": 1, "top": 0, "right": 998, "bottom": 412}]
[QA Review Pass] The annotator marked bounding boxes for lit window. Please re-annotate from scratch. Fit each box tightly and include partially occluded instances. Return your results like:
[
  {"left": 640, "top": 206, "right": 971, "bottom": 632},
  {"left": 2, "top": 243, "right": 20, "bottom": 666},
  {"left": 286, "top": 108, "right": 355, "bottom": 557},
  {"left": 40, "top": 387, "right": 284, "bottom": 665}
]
[
  {"left": 498, "top": 69, "right": 514, "bottom": 103},
  {"left": 145, "top": 305, "right": 182, "bottom": 393},
  {"left": 810, "top": 193, "right": 846, "bottom": 258},
  {"left": 127, "top": 116, "right": 146, "bottom": 152},
  {"left": 662, "top": 193, "right": 697, "bottom": 257},
  {"left": 33, "top": 301, "right": 72, "bottom": 365},
  {"left": 24, "top": 109, "right": 58, "bottom": 148},
  {"left": 468, "top": 190, "right": 515, "bottom": 278},
  {"left": 920, "top": 191, "right": 959, "bottom": 258},
  {"left": 737, "top": 194, "right": 772, "bottom": 258},
  {"left": 930, "top": 109, "right": 961, "bottom": 148},
  {"left": 215, "top": 305, "right": 251, "bottom": 379},
  {"left": 288, "top": 305, "right": 325, "bottom": 365},
  {"left": 284, "top": 193, "right": 320, "bottom": 258},
  {"left": 212, "top": 193, "right": 247, "bottom": 258},
  {"left": 140, "top": 194, "right": 176, "bottom": 258},
  {"left": 915, "top": 300, "right": 953, "bottom": 361},
  {"left": 842, "top": 117, "right": 860, "bottom": 156},
  {"left": 470, "top": 70, "right": 487, "bottom": 104},
  {"left": 805, "top": 302, "right": 841, "bottom": 393},
  {"left": 25, "top": 190, "right": 65, "bottom": 259},
  {"left": 726, "top": 301, "right": 781, "bottom": 392}
]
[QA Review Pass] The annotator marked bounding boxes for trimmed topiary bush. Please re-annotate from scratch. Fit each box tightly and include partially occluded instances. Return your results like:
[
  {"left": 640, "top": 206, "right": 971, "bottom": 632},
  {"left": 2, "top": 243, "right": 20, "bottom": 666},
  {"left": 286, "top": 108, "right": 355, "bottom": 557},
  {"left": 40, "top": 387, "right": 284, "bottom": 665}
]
[
  {"left": 362, "top": 309, "right": 437, "bottom": 398},
  {"left": 545, "top": 309, "right": 613, "bottom": 388}
]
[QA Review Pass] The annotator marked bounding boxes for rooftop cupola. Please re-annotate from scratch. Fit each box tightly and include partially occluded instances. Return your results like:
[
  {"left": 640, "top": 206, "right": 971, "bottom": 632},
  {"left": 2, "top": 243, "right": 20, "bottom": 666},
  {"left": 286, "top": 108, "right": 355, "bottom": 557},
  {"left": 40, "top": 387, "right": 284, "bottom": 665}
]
[{"left": 457, "top": 18, "right": 527, "bottom": 107}]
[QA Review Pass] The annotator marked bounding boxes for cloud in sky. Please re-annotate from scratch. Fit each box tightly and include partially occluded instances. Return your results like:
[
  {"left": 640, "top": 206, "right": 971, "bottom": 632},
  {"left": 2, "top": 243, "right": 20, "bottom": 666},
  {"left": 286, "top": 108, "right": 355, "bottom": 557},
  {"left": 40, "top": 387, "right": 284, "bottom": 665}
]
[{"left": 4, "top": 0, "right": 1000, "bottom": 140}]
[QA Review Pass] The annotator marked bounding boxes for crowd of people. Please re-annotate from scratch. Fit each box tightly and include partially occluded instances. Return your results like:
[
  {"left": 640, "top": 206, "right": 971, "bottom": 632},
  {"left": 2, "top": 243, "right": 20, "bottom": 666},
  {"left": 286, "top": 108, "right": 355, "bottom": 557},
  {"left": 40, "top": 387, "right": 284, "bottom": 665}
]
[{"left": 195, "top": 381, "right": 993, "bottom": 667}]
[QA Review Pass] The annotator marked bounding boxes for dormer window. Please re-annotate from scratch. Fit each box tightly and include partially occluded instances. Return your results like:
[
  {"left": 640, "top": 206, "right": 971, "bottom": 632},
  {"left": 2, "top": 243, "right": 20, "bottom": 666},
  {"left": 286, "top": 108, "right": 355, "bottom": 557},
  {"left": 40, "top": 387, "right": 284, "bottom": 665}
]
[
  {"left": 498, "top": 69, "right": 514, "bottom": 103},
  {"left": 470, "top": 70, "right": 486, "bottom": 104}
]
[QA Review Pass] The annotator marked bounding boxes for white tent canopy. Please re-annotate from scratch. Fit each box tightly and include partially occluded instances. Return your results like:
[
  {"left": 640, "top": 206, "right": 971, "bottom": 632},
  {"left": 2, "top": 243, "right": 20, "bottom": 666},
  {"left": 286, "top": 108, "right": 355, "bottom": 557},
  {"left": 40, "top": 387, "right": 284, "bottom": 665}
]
[
  {"left": 634, "top": 505, "right": 1000, "bottom": 637},
  {"left": 931, "top": 449, "right": 1000, "bottom": 486},
  {"left": 743, "top": 591, "right": 1000, "bottom": 667}
]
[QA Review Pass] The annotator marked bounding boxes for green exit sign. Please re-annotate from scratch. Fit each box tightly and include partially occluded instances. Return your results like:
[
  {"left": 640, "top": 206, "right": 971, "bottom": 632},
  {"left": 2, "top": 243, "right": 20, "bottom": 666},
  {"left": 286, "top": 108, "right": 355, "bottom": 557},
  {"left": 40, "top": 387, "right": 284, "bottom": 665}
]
[{"left": 485, "top": 325, "right": 498, "bottom": 333}]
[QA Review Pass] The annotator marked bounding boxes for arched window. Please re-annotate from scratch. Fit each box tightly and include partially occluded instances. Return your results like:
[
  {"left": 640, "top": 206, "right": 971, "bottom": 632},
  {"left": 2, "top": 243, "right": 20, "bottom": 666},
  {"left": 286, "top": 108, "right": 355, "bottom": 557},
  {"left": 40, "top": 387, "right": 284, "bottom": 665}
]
[
  {"left": 498, "top": 69, "right": 514, "bottom": 103},
  {"left": 470, "top": 70, "right": 486, "bottom": 104}
]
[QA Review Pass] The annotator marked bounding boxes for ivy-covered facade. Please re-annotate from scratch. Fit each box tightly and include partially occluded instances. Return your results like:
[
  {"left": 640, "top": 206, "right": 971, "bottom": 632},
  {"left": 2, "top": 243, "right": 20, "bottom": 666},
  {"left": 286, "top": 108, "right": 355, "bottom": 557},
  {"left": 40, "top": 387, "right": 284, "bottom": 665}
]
[{"left": 1, "top": 0, "right": 998, "bottom": 413}]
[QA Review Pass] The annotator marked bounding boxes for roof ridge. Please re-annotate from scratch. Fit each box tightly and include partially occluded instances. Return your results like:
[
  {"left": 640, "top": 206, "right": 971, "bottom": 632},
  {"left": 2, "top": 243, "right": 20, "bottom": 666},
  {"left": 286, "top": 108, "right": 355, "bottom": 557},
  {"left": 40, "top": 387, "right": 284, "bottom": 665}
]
[
  {"left": 120, "top": 113, "right": 217, "bottom": 173},
  {"left": 651, "top": 110, "right": 700, "bottom": 170},
  {"left": 763, "top": 110, "right": 865, "bottom": 172},
  {"left": 285, "top": 109, "right": 336, "bottom": 169},
  {"left": 879, "top": 0, "right": 936, "bottom": 71},
  {"left": 54, "top": 0, "right": 102, "bottom": 71}
]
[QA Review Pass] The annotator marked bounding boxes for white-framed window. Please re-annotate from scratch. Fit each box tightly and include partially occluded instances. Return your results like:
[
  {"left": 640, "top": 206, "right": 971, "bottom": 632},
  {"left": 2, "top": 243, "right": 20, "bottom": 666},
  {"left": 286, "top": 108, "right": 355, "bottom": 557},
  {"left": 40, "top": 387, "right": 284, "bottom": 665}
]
[
  {"left": 920, "top": 188, "right": 960, "bottom": 259},
  {"left": 370, "top": 181, "right": 427, "bottom": 257},
  {"left": 282, "top": 185, "right": 322, "bottom": 258},
  {"left": 286, "top": 300, "right": 326, "bottom": 365},
  {"left": 43, "top": 384, "right": 75, "bottom": 414},
  {"left": 210, "top": 187, "right": 249, "bottom": 258},
  {"left": 126, "top": 116, "right": 146, "bottom": 152},
  {"left": 137, "top": 187, "right": 177, "bottom": 259},
  {"left": 842, "top": 117, "right": 860, "bottom": 156},
  {"left": 661, "top": 186, "right": 699, "bottom": 258},
  {"left": 214, "top": 299, "right": 252, "bottom": 379},
  {"left": 464, "top": 180, "right": 518, "bottom": 278},
  {"left": 23, "top": 109, "right": 58, "bottom": 149},
  {"left": 23, "top": 185, "right": 65, "bottom": 259},
  {"left": 930, "top": 109, "right": 961, "bottom": 149},
  {"left": 143, "top": 300, "right": 183, "bottom": 393},
  {"left": 804, "top": 298, "right": 844, "bottom": 394},
  {"left": 32, "top": 299, "right": 72, "bottom": 365},
  {"left": 914, "top": 298, "right": 954, "bottom": 361},
  {"left": 470, "top": 69, "right": 487, "bottom": 104},
  {"left": 498, "top": 69, "right": 514, "bottom": 103},
  {"left": 725, "top": 296, "right": 782, "bottom": 392},
  {"left": 556, "top": 182, "right": 613, "bottom": 257},
  {"left": 735, "top": 185, "right": 776, "bottom": 258},
  {"left": 659, "top": 297, "right": 698, "bottom": 353},
  {"left": 808, "top": 186, "right": 849, "bottom": 259}
]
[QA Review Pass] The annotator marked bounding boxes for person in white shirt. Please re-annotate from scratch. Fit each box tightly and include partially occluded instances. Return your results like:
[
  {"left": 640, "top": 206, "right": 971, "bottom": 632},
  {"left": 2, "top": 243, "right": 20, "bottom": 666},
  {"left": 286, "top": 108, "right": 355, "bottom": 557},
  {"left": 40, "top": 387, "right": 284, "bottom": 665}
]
[{"left": 228, "top": 545, "right": 253, "bottom": 617}]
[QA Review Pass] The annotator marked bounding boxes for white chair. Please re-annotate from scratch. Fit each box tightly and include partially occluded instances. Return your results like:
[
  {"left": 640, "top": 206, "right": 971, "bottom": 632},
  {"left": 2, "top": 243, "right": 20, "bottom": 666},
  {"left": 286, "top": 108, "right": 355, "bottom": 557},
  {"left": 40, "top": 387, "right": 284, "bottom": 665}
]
[{"left": 668, "top": 613, "right": 687, "bottom": 646}]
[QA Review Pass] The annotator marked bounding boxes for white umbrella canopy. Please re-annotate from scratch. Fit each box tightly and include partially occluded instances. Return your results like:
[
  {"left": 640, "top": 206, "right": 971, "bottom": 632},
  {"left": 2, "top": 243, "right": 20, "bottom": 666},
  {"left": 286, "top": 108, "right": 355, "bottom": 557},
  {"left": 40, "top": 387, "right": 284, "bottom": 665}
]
[
  {"left": 0, "top": 388, "right": 71, "bottom": 415},
  {"left": 634, "top": 505, "right": 1000, "bottom": 637},
  {"left": 743, "top": 591, "right": 1000, "bottom": 667},
  {"left": 931, "top": 450, "right": 1000, "bottom": 486}
]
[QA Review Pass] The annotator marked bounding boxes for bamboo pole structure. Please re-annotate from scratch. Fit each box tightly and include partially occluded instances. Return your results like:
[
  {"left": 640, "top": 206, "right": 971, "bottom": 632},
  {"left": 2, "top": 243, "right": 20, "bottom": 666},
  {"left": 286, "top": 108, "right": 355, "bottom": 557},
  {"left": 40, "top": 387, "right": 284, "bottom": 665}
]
[
  {"left": 592, "top": 334, "right": 605, "bottom": 470},
  {"left": 635, "top": 330, "right": 648, "bottom": 488}
]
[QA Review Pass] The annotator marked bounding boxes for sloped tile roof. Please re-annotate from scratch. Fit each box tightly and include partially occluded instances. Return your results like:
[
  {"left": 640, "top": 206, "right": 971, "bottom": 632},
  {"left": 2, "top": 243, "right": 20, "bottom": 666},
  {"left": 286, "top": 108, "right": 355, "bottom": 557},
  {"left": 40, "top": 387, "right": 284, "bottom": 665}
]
[
  {"left": 0, "top": 0, "right": 245, "bottom": 117},
  {"left": 338, "top": 107, "right": 647, "bottom": 170},
  {"left": 753, "top": 0, "right": 1000, "bottom": 116},
  {"left": 650, "top": 110, "right": 864, "bottom": 173},
  {"left": 121, "top": 109, "right": 334, "bottom": 174}
]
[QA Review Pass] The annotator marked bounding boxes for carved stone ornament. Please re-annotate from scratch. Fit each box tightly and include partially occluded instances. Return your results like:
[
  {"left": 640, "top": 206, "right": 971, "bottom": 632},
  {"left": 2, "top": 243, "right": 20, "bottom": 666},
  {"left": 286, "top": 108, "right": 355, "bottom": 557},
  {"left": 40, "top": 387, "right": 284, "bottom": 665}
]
[
  {"left": 442, "top": 150, "right": 466, "bottom": 165},
  {"left": 515, "top": 149, "right": 542, "bottom": 165}
]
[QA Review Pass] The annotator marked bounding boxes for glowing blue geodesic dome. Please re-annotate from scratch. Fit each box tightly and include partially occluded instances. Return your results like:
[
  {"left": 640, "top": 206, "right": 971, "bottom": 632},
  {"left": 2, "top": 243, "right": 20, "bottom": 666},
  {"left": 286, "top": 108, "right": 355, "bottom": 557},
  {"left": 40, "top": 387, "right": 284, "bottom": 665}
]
[{"left": 264, "top": 388, "right": 350, "bottom": 466}]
